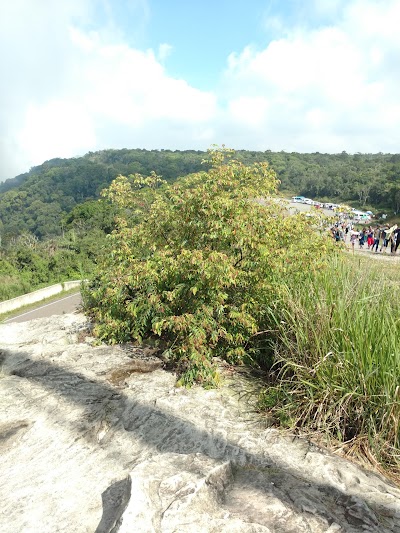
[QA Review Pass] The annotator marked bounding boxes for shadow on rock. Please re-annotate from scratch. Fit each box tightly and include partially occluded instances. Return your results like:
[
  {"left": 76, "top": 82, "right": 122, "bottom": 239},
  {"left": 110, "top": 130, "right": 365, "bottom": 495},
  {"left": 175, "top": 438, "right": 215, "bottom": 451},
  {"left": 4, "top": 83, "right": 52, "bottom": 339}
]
[
  {"left": 95, "top": 477, "right": 132, "bottom": 533},
  {"left": 1, "top": 347, "right": 400, "bottom": 532}
]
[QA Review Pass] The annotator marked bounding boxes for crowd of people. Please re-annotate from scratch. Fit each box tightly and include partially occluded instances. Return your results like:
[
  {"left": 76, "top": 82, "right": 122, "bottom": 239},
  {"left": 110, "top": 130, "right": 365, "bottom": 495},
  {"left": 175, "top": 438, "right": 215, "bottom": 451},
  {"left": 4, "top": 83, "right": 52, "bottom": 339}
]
[{"left": 332, "top": 223, "right": 400, "bottom": 254}]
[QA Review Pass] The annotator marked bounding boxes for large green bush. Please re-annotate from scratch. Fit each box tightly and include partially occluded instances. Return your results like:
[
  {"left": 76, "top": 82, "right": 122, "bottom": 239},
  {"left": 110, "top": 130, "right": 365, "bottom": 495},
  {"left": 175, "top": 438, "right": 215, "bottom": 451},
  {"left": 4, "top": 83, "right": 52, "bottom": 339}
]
[{"left": 84, "top": 147, "right": 335, "bottom": 385}]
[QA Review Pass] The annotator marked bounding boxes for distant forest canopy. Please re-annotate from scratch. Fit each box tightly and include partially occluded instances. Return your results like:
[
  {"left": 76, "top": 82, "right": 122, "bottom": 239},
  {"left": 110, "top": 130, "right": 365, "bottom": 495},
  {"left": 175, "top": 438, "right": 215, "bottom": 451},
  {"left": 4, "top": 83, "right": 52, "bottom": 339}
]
[{"left": 1, "top": 147, "right": 400, "bottom": 243}]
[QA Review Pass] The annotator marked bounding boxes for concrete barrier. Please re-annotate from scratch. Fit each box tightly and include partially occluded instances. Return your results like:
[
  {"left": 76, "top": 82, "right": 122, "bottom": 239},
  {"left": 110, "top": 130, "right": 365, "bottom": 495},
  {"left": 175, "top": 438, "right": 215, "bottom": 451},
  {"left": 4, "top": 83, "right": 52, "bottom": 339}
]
[{"left": 0, "top": 281, "right": 82, "bottom": 315}]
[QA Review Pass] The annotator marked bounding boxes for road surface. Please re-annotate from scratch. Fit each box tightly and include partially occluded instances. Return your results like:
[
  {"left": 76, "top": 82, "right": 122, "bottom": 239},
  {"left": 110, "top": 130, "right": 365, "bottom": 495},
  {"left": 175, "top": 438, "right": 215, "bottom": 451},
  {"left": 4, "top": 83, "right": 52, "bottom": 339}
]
[{"left": 3, "top": 292, "right": 82, "bottom": 324}]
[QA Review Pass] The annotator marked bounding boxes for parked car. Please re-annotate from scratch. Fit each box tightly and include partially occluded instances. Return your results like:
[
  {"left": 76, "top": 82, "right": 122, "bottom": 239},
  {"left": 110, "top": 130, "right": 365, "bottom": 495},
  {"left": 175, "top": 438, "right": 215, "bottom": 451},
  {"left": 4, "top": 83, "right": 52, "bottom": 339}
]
[{"left": 292, "top": 196, "right": 305, "bottom": 203}]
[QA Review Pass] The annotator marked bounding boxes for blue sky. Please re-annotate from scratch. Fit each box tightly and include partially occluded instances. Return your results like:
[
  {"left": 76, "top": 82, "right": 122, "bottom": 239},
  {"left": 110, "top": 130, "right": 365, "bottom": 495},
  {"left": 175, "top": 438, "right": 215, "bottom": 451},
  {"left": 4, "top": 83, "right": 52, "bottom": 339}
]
[
  {"left": 1, "top": 0, "right": 399, "bottom": 181},
  {"left": 87, "top": 0, "right": 343, "bottom": 89},
  {"left": 128, "top": 1, "right": 270, "bottom": 89}
]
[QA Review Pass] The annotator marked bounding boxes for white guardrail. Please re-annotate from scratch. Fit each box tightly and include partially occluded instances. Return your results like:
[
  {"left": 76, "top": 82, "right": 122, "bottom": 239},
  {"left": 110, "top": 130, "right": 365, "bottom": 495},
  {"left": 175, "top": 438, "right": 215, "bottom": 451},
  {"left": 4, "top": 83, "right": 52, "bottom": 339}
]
[{"left": 0, "top": 280, "right": 82, "bottom": 315}]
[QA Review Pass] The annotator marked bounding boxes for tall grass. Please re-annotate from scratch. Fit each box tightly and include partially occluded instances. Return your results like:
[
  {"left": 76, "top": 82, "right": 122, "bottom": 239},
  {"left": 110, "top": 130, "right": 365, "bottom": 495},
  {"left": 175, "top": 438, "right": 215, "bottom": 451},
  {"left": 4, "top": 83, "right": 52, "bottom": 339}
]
[{"left": 261, "top": 255, "right": 400, "bottom": 475}]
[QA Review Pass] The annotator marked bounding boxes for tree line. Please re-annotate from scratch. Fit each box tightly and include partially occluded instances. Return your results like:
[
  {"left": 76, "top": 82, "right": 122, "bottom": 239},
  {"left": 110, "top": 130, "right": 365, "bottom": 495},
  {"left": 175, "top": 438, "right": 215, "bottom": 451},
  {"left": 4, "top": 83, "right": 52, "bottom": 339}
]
[{"left": 1, "top": 148, "right": 400, "bottom": 244}]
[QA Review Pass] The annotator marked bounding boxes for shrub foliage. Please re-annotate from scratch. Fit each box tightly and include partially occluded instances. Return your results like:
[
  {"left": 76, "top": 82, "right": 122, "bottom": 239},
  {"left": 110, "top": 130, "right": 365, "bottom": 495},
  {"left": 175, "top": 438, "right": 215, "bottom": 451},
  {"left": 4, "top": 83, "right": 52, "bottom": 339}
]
[{"left": 84, "top": 147, "right": 333, "bottom": 385}]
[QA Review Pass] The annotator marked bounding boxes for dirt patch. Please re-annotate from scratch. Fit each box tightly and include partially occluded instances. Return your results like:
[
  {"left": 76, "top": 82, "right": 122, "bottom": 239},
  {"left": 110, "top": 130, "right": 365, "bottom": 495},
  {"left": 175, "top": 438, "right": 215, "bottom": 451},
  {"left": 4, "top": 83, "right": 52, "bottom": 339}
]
[{"left": 107, "top": 358, "right": 163, "bottom": 386}]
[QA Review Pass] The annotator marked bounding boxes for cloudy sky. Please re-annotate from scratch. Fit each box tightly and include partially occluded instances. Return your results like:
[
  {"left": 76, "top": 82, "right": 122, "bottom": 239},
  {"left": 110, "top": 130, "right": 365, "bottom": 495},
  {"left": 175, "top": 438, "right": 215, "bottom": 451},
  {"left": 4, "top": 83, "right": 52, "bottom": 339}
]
[{"left": 1, "top": 0, "right": 399, "bottom": 181}]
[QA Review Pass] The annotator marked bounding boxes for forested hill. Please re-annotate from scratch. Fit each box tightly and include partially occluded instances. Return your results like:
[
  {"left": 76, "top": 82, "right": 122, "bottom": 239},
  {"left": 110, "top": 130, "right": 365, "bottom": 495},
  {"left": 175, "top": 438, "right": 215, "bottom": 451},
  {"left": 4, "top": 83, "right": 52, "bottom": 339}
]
[
  {"left": 0, "top": 149, "right": 206, "bottom": 240},
  {"left": 1, "top": 148, "right": 400, "bottom": 242}
]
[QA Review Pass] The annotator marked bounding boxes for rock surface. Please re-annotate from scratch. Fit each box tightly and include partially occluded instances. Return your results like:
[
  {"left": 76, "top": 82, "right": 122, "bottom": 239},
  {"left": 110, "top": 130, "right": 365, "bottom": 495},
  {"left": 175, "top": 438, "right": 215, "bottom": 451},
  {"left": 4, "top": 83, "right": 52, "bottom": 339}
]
[{"left": 0, "top": 313, "right": 399, "bottom": 533}]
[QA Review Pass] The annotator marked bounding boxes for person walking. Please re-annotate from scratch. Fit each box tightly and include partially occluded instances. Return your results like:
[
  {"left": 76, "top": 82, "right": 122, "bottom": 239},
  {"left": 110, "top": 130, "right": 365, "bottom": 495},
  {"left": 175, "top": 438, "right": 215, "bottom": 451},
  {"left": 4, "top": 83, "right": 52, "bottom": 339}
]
[
  {"left": 372, "top": 226, "right": 381, "bottom": 253},
  {"left": 380, "top": 227, "right": 388, "bottom": 253},
  {"left": 391, "top": 227, "right": 400, "bottom": 254},
  {"left": 350, "top": 231, "right": 358, "bottom": 253},
  {"left": 367, "top": 227, "right": 374, "bottom": 249},
  {"left": 382, "top": 224, "right": 398, "bottom": 253},
  {"left": 395, "top": 227, "right": 400, "bottom": 254},
  {"left": 359, "top": 228, "right": 367, "bottom": 248}
]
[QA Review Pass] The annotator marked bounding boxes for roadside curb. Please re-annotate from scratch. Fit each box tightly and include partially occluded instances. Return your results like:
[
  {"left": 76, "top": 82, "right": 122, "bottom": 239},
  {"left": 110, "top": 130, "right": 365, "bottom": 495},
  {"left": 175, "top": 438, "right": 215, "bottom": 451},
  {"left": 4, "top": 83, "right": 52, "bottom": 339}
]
[{"left": 0, "top": 281, "right": 82, "bottom": 315}]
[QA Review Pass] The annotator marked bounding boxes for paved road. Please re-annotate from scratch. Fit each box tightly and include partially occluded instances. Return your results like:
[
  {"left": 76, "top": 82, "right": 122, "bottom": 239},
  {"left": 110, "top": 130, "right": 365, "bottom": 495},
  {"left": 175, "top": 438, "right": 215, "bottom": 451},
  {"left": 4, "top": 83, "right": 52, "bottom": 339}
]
[
  {"left": 3, "top": 292, "right": 82, "bottom": 324},
  {"left": 287, "top": 201, "right": 335, "bottom": 217}
]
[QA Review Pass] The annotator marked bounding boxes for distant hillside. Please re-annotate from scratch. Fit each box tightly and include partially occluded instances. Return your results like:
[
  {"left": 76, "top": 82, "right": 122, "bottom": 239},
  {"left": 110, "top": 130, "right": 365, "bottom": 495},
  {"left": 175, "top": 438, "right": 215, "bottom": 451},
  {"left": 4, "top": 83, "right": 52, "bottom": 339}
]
[
  {"left": 1, "top": 148, "right": 400, "bottom": 242},
  {"left": 0, "top": 149, "right": 206, "bottom": 241}
]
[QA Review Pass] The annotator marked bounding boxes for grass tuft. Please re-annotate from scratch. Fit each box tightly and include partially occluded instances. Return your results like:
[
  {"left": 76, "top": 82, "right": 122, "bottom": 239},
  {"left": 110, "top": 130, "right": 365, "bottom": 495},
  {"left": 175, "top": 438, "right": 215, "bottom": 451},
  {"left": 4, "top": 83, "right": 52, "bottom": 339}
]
[{"left": 259, "top": 255, "right": 400, "bottom": 478}]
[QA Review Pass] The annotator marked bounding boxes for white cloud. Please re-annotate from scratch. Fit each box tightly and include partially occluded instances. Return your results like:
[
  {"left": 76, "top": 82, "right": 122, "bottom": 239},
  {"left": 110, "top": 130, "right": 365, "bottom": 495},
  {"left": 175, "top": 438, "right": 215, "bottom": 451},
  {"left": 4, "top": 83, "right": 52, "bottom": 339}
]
[
  {"left": 226, "top": 27, "right": 363, "bottom": 105},
  {"left": 311, "top": 0, "right": 345, "bottom": 18},
  {"left": 0, "top": 0, "right": 95, "bottom": 177},
  {"left": 1, "top": 0, "right": 400, "bottom": 181},
  {"left": 158, "top": 43, "right": 173, "bottom": 62},
  {"left": 228, "top": 97, "right": 270, "bottom": 127},
  {"left": 17, "top": 101, "right": 96, "bottom": 165},
  {"left": 0, "top": 0, "right": 216, "bottom": 180},
  {"left": 69, "top": 29, "right": 216, "bottom": 124},
  {"left": 220, "top": 0, "right": 400, "bottom": 153}
]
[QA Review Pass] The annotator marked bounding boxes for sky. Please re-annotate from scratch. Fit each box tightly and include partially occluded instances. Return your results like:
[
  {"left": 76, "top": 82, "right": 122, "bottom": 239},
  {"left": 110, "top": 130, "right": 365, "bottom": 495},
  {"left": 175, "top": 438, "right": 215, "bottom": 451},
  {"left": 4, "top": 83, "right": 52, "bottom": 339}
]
[{"left": 1, "top": 0, "right": 400, "bottom": 181}]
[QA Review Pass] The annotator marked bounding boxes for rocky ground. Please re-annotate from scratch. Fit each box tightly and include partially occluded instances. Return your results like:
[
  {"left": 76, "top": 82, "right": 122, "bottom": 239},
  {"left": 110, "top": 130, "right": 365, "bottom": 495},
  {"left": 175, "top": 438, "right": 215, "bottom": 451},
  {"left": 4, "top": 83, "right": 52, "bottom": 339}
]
[{"left": 1, "top": 313, "right": 400, "bottom": 532}]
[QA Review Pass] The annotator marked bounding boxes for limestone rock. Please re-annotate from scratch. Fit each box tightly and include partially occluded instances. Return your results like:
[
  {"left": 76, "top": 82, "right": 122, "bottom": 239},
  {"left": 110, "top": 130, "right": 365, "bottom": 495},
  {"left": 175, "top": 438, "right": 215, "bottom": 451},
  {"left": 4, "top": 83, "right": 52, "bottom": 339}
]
[{"left": 0, "top": 314, "right": 399, "bottom": 532}]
